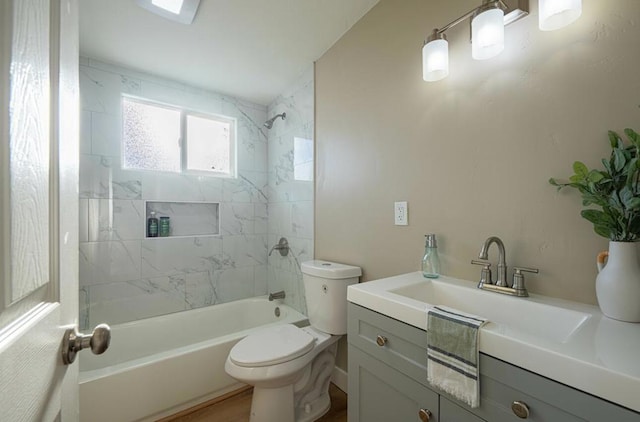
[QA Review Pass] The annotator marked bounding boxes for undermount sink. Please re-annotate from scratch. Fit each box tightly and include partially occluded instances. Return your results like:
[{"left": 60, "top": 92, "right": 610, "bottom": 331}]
[{"left": 389, "top": 277, "right": 590, "bottom": 343}]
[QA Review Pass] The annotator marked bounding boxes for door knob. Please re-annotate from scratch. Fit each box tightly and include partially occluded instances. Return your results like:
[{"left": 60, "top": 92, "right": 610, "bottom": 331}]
[{"left": 62, "top": 323, "right": 111, "bottom": 365}]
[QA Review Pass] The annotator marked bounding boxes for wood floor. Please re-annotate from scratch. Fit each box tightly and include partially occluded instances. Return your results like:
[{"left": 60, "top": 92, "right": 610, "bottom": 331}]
[{"left": 168, "top": 383, "right": 347, "bottom": 422}]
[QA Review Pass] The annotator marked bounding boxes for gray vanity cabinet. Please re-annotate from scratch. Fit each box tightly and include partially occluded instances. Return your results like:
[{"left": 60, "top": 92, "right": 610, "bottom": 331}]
[{"left": 348, "top": 303, "right": 640, "bottom": 422}]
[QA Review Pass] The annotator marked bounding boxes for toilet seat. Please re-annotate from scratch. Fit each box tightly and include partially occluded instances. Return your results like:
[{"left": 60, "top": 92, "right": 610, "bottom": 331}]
[{"left": 230, "top": 324, "right": 315, "bottom": 367}]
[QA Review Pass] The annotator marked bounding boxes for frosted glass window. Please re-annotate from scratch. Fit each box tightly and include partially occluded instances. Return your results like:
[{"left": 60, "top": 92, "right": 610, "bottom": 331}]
[
  {"left": 294, "top": 137, "right": 314, "bottom": 181},
  {"left": 122, "top": 98, "right": 181, "bottom": 172},
  {"left": 186, "top": 114, "right": 233, "bottom": 175},
  {"left": 122, "top": 97, "right": 235, "bottom": 177}
]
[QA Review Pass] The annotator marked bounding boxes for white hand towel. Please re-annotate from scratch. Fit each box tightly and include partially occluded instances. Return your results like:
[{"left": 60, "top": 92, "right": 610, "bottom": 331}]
[{"left": 426, "top": 306, "right": 487, "bottom": 408}]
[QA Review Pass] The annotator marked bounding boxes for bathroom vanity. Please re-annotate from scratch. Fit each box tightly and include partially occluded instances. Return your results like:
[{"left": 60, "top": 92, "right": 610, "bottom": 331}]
[{"left": 347, "top": 273, "right": 640, "bottom": 421}]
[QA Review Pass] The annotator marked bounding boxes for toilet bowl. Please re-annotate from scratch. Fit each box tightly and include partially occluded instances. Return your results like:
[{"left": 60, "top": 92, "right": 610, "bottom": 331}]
[{"left": 224, "top": 260, "right": 361, "bottom": 422}]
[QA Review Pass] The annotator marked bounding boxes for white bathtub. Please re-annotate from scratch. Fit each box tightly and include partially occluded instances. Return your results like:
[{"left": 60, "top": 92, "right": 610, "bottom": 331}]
[{"left": 79, "top": 297, "right": 307, "bottom": 422}]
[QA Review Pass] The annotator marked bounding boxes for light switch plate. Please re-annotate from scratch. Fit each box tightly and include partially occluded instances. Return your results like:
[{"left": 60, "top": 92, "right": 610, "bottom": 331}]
[{"left": 394, "top": 201, "right": 408, "bottom": 226}]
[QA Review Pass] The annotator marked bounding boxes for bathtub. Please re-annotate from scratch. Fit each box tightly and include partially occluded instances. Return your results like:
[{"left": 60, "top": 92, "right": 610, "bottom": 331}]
[{"left": 79, "top": 297, "right": 307, "bottom": 422}]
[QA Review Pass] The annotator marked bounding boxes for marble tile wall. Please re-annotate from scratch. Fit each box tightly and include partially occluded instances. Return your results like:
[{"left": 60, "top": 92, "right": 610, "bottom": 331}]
[
  {"left": 266, "top": 66, "right": 315, "bottom": 314},
  {"left": 79, "top": 58, "right": 269, "bottom": 329}
]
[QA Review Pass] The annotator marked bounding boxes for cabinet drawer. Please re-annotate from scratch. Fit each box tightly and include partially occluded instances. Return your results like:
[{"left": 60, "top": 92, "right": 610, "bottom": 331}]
[
  {"left": 348, "top": 303, "right": 429, "bottom": 388},
  {"left": 473, "top": 355, "right": 640, "bottom": 422},
  {"left": 349, "top": 345, "right": 439, "bottom": 422}
]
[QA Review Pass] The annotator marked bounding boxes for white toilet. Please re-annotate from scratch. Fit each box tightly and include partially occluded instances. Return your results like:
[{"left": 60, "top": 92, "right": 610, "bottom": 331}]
[{"left": 224, "top": 260, "right": 361, "bottom": 422}]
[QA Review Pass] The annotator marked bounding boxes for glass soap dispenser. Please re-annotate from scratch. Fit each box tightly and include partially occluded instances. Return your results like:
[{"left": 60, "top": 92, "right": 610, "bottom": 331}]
[{"left": 422, "top": 234, "right": 440, "bottom": 278}]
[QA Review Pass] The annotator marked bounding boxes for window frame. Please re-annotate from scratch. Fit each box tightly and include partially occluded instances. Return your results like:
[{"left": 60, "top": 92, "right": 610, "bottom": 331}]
[
  {"left": 182, "top": 110, "right": 236, "bottom": 178},
  {"left": 121, "top": 95, "right": 237, "bottom": 178}
]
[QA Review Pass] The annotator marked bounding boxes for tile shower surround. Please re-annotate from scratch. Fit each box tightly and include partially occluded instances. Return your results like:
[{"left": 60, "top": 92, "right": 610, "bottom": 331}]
[
  {"left": 79, "top": 58, "right": 314, "bottom": 329},
  {"left": 266, "top": 66, "right": 315, "bottom": 315}
]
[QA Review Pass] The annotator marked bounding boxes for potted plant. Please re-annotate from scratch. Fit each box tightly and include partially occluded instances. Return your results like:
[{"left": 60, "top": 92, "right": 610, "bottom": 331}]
[{"left": 550, "top": 128, "right": 640, "bottom": 322}]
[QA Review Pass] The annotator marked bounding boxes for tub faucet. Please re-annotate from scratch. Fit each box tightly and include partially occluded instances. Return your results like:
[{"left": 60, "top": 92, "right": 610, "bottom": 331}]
[
  {"left": 268, "top": 291, "right": 285, "bottom": 301},
  {"left": 478, "top": 236, "right": 507, "bottom": 287},
  {"left": 268, "top": 237, "right": 290, "bottom": 257}
]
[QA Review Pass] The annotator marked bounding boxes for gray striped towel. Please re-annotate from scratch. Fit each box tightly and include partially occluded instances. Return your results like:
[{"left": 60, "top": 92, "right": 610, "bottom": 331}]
[{"left": 426, "top": 306, "right": 487, "bottom": 408}]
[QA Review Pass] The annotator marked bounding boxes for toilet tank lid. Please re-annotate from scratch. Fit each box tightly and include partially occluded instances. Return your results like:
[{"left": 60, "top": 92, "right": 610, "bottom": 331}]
[{"left": 301, "top": 260, "right": 362, "bottom": 279}]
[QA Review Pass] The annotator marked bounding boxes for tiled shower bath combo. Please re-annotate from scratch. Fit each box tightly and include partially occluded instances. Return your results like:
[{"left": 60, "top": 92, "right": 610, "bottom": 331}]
[{"left": 78, "top": 57, "right": 314, "bottom": 328}]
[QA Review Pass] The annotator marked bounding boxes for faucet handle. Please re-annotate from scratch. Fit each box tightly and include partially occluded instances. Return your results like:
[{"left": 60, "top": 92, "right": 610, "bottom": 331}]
[
  {"left": 513, "top": 266, "right": 539, "bottom": 274},
  {"left": 471, "top": 260, "right": 493, "bottom": 288},
  {"left": 511, "top": 266, "right": 539, "bottom": 297}
]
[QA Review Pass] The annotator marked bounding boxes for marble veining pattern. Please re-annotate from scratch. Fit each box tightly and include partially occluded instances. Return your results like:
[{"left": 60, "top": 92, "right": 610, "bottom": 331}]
[
  {"left": 266, "top": 66, "right": 315, "bottom": 314},
  {"left": 79, "top": 58, "right": 314, "bottom": 326}
]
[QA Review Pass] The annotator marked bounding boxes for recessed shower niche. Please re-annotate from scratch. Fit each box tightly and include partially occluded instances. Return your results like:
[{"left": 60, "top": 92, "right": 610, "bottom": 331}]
[{"left": 145, "top": 201, "right": 220, "bottom": 238}]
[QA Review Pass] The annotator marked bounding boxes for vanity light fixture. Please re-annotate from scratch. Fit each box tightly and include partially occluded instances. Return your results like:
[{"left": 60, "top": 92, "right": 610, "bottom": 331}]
[
  {"left": 135, "top": 0, "right": 201, "bottom": 24},
  {"left": 422, "top": 0, "right": 582, "bottom": 82}
]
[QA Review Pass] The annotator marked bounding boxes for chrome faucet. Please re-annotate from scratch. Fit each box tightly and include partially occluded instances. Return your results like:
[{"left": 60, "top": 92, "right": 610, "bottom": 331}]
[
  {"left": 472, "top": 236, "right": 539, "bottom": 297},
  {"left": 478, "top": 236, "right": 508, "bottom": 287},
  {"left": 268, "top": 291, "right": 285, "bottom": 301}
]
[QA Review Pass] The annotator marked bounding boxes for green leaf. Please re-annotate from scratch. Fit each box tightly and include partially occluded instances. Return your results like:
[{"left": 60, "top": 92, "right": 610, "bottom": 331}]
[
  {"left": 587, "top": 170, "right": 604, "bottom": 183},
  {"left": 626, "top": 157, "right": 639, "bottom": 187},
  {"left": 609, "top": 130, "right": 623, "bottom": 149},
  {"left": 613, "top": 148, "right": 627, "bottom": 172},
  {"left": 573, "top": 161, "right": 588, "bottom": 177},
  {"left": 625, "top": 128, "right": 640, "bottom": 147},
  {"left": 549, "top": 178, "right": 559, "bottom": 186},
  {"left": 619, "top": 186, "right": 634, "bottom": 207},
  {"left": 629, "top": 215, "right": 640, "bottom": 234},
  {"left": 626, "top": 198, "right": 640, "bottom": 210},
  {"left": 569, "top": 174, "right": 584, "bottom": 183},
  {"left": 601, "top": 158, "right": 613, "bottom": 175},
  {"left": 594, "top": 224, "right": 612, "bottom": 239},
  {"left": 581, "top": 209, "right": 613, "bottom": 226}
]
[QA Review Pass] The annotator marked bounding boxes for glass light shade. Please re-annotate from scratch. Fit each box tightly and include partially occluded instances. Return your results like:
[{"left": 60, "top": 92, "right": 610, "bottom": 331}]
[
  {"left": 472, "top": 8, "right": 505, "bottom": 60},
  {"left": 539, "top": 0, "right": 582, "bottom": 31},
  {"left": 422, "top": 39, "right": 449, "bottom": 82}
]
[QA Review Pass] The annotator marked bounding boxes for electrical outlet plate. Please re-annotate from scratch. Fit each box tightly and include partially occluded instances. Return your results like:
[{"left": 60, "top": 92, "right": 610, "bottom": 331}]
[{"left": 394, "top": 201, "right": 408, "bottom": 226}]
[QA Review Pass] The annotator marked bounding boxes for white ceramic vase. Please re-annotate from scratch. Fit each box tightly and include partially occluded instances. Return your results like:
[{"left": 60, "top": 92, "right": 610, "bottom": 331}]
[{"left": 595, "top": 241, "right": 640, "bottom": 323}]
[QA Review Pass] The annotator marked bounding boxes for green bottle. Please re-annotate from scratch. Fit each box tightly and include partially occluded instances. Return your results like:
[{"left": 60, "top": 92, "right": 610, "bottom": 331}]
[
  {"left": 159, "top": 216, "right": 170, "bottom": 237},
  {"left": 147, "top": 211, "right": 158, "bottom": 237}
]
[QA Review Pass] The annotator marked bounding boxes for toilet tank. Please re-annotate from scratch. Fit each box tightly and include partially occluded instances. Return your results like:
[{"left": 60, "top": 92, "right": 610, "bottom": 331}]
[{"left": 301, "top": 260, "right": 362, "bottom": 335}]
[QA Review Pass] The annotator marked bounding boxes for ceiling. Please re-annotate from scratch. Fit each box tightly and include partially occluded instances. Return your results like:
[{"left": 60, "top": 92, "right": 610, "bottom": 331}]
[{"left": 79, "top": 0, "right": 380, "bottom": 106}]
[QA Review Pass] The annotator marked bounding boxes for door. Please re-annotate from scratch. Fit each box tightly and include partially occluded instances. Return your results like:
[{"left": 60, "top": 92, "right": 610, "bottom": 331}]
[{"left": 0, "top": 0, "right": 80, "bottom": 420}]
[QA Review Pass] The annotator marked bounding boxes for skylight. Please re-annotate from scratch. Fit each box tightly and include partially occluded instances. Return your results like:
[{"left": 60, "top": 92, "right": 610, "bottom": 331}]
[
  {"left": 151, "top": 0, "right": 183, "bottom": 15},
  {"left": 135, "top": 0, "right": 200, "bottom": 24}
]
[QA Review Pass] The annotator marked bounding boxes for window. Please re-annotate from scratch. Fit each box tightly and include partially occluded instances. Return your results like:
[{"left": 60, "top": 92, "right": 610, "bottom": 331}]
[
  {"left": 294, "top": 137, "right": 313, "bottom": 181},
  {"left": 122, "top": 97, "right": 236, "bottom": 177}
]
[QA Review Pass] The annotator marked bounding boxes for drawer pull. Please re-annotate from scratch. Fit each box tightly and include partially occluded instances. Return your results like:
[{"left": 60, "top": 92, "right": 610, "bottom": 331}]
[
  {"left": 511, "top": 401, "right": 530, "bottom": 419},
  {"left": 375, "top": 335, "right": 387, "bottom": 346},
  {"left": 418, "top": 408, "right": 432, "bottom": 422}
]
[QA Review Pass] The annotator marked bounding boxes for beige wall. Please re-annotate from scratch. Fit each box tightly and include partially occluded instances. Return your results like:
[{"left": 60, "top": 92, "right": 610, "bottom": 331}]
[{"left": 316, "top": 0, "right": 640, "bottom": 313}]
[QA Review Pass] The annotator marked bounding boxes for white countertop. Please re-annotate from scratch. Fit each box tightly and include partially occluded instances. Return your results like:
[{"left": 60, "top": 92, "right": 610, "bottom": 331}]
[{"left": 347, "top": 271, "right": 640, "bottom": 413}]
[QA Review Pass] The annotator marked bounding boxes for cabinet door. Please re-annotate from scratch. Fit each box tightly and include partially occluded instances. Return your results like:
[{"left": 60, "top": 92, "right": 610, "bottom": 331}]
[
  {"left": 440, "top": 397, "right": 486, "bottom": 422},
  {"left": 349, "top": 346, "right": 439, "bottom": 422}
]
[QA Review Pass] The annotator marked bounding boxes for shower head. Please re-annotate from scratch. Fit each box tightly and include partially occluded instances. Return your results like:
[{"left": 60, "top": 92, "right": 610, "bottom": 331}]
[{"left": 264, "top": 112, "right": 286, "bottom": 129}]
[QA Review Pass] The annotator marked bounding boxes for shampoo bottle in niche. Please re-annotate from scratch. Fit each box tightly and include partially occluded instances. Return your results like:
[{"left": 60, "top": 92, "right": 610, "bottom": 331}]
[
  {"left": 147, "top": 211, "right": 158, "bottom": 237},
  {"left": 422, "top": 234, "right": 440, "bottom": 278}
]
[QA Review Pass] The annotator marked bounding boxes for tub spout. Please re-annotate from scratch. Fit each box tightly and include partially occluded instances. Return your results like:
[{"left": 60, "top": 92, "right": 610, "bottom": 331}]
[{"left": 268, "top": 291, "right": 286, "bottom": 301}]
